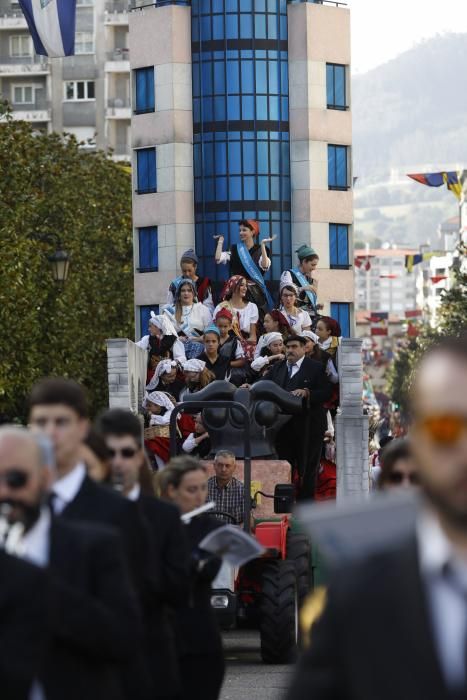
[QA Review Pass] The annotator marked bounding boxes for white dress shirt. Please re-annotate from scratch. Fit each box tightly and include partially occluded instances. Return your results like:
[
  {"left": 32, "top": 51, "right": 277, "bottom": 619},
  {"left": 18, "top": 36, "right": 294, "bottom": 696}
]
[
  {"left": 287, "top": 354, "right": 305, "bottom": 379},
  {"left": 127, "top": 484, "right": 141, "bottom": 502},
  {"left": 52, "top": 462, "right": 86, "bottom": 515},
  {"left": 417, "top": 510, "right": 467, "bottom": 688}
]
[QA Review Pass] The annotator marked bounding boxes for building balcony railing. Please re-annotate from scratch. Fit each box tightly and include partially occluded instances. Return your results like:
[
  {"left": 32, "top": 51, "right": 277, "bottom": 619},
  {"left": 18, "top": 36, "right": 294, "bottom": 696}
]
[
  {"left": 0, "top": 10, "right": 28, "bottom": 29},
  {"left": 106, "top": 98, "right": 131, "bottom": 118},
  {"left": 0, "top": 56, "right": 50, "bottom": 75},
  {"left": 107, "top": 48, "right": 130, "bottom": 61},
  {"left": 10, "top": 100, "right": 51, "bottom": 122},
  {"left": 104, "top": 2, "right": 129, "bottom": 24},
  {"left": 105, "top": 49, "right": 130, "bottom": 72}
]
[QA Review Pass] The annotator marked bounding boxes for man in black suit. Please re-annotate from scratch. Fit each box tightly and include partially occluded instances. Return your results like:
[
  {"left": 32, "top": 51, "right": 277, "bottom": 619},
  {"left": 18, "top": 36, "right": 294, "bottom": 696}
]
[
  {"left": 287, "top": 335, "right": 467, "bottom": 700},
  {"left": 0, "top": 550, "right": 49, "bottom": 700},
  {"left": 264, "top": 334, "right": 332, "bottom": 497},
  {"left": 0, "top": 425, "right": 142, "bottom": 700},
  {"left": 95, "top": 407, "right": 191, "bottom": 700}
]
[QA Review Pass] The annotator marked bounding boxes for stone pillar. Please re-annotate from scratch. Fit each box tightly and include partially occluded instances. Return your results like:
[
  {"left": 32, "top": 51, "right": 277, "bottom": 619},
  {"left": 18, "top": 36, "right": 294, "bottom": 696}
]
[
  {"left": 106, "top": 338, "right": 147, "bottom": 411},
  {"left": 335, "top": 338, "right": 369, "bottom": 499}
]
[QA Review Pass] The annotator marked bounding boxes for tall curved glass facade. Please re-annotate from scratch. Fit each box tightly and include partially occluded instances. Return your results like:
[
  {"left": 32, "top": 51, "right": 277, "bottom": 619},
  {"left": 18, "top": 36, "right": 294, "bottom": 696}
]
[{"left": 191, "top": 0, "right": 291, "bottom": 283}]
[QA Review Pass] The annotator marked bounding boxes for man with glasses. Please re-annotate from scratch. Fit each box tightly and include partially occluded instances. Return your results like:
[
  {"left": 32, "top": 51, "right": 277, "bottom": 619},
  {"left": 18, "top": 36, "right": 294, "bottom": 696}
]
[
  {"left": 0, "top": 425, "right": 141, "bottom": 700},
  {"left": 287, "top": 334, "right": 467, "bottom": 700},
  {"left": 95, "top": 407, "right": 190, "bottom": 700}
]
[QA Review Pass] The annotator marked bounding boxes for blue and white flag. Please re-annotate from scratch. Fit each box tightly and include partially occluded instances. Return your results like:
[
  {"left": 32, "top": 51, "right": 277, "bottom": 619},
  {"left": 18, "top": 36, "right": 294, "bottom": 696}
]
[{"left": 18, "top": 0, "right": 76, "bottom": 57}]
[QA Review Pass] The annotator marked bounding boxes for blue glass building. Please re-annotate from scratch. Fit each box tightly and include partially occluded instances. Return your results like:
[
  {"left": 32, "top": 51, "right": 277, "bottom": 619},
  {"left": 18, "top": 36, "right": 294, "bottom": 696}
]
[{"left": 191, "top": 0, "right": 291, "bottom": 282}]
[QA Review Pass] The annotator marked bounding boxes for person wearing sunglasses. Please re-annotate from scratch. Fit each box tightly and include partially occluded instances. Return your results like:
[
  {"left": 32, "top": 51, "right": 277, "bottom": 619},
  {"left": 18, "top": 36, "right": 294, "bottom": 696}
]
[
  {"left": 95, "top": 407, "right": 190, "bottom": 700},
  {"left": 377, "top": 438, "right": 419, "bottom": 491},
  {"left": 0, "top": 425, "right": 142, "bottom": 700},
  {"left": 287, "top": 334, "right": 467, "bottom": 700}
]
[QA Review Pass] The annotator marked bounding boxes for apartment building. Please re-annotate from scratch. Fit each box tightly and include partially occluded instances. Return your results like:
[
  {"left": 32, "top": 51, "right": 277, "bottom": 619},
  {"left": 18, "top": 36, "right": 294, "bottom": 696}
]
[
  {"left": 355, "top": 247, "right": 419, "bottom": 314},
  {"left": 129, "top": 0, "right": 354, "bottom": 337},
  {"left": 0, "top": 0, "right": 131, "bottom": 159}
]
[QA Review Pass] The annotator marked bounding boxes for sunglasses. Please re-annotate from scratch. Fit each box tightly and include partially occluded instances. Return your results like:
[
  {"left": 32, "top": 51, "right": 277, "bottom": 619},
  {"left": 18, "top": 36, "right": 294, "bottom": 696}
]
[
  {"left": 419, "top": 415, "right": 467, "bottom": 444},
  {"left": 388, "top": 471, "right": 419, "bottom": 485},
  {"left": 0, "top": 470, "right": 29, "bottom": 489},
  {"left": 107, "top": 447, "right": 138, "bottom": 458}
]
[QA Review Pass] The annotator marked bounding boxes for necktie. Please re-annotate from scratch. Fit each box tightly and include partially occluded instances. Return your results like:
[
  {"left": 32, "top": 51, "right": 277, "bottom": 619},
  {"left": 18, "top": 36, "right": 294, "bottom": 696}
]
[{"left": 287, "top": 363, "right": 295, "bottom": 378}]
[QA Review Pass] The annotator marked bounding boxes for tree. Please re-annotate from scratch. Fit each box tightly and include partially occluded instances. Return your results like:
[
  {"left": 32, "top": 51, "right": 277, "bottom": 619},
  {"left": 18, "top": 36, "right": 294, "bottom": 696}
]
[
  {"left": 0, "top": 101, "right": 134, "bottom": 420},
  {"left": 385, "top": 241, "right": 467, "bottom": 419}
]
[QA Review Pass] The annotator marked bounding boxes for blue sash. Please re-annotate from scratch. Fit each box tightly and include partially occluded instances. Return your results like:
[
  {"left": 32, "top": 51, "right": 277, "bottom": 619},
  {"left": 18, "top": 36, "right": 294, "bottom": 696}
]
[
  {"left": 237, "top": 242, "right": 274, "bottom": 309},
  {"left": 291, "top": 267, "right": 317, "bottom": 310}
]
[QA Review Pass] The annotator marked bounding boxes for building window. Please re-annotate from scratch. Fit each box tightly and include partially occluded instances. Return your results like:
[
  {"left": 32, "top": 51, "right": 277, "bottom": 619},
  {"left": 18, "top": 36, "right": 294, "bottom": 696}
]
[
  {"left": 136, "top": 148, "right": 157, "bottom": 194},
  {"left": 328, "top": 144, "right": 349, "bottom": 190},
  {"left": 326, "top": 63, "right": 346, "bottom": 110},
  {"left": 138, "top": 226, "right": 158, "bottom": 271},
  {"left": 10, "top": 35, "right": 32, "bottom": 57},
  {"left": 134, "top": 67, "right": 155, "bottom": 114},
  {"left": 330, "top": 302, "right": 351, "bottom": 338},
  {"left": 64, "top": 81, "right": 95, "bottom": 101},
  {"left": 75, "top": 32, "right": 94, "bottom": 54},
  {"left": 12, "top": 85, "right": 34, "bottom": 104},
  {"left": 139, "top": 305, "right": 159, "bottom": 339},
  {"left": 329, "top": 224, "right": 349, "bottom": 268}
]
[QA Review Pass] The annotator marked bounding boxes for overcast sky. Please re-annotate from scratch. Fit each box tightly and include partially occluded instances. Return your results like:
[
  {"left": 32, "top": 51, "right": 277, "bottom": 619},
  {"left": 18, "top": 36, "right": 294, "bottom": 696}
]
[{"left": 350, "top": 0, "right": 467, "bottom": 74}]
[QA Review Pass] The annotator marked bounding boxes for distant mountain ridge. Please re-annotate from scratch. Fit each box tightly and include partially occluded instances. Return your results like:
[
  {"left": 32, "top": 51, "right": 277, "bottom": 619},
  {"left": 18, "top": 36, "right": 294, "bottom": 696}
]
[{"left": 352, "top": 33, "right": 467, "bottom": 180}]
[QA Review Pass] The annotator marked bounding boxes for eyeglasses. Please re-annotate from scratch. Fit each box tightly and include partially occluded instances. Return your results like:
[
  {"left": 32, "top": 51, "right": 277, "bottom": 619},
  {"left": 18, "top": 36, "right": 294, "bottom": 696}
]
[
  {"left": 388, "top": 471, "right": 419, "bottom": 485},
  {"left": 419, "top": 415, "right": 467, "bottom": 445},
  {"left": 0, "top": 470, "right": 29, "bottom": 489},
  {"left": 107, "top": 447, "right": 138, "bottom": 458}
]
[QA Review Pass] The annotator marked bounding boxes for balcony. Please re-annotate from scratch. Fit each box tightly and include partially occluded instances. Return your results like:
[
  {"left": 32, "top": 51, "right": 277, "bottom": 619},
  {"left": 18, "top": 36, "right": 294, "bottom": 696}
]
[
  {"left": 110, "top": 142, "right": 131, "bottom": 161},
  {"left": 104, "top": 1, "right": 129, "bottom": 24},
  {"left": 105, "top": 48, "right": 130, "bottom": 73},
  {"left": 106, "top": 97, "right": 131, "bottom": 119},
  {"left": 0, "top": 55, "right": 50, "bottom": 76},
  {"left": 10, "top": 99, "right": 51, "bottom": 123},
  {"left": 0, "top": 10, "right": 28, "bottom": 30}
]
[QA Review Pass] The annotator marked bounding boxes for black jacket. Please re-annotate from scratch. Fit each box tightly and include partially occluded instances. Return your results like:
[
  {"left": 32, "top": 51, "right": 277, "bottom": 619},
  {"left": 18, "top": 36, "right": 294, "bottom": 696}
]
[
  {"left": 264, "top": 355, "right": 332, "bottom": 406},
  {"left": 42, "top": 518, "right": 142, "bottom": 700},
  {"left": 0, "top": 551, "right": 49, "bottom": 700},
  {"left": 287, "top": 536, "right": 459, "bottom": 700},
  {"left": 137, "top": 495, "right": 190, "bottom": 697},
  {"left": 60, "top": 475, "right": 148, "bottom": 591}
]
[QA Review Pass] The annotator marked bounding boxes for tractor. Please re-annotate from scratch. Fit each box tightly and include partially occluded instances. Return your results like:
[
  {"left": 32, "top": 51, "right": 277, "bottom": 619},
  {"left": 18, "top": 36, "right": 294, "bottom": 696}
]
[{"left": 169, "top": 381, "right": 314, "bottom": 664}]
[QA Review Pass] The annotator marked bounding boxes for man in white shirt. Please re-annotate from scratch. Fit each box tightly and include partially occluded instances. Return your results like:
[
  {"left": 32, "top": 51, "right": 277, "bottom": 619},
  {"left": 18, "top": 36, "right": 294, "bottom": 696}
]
[{"left": 287, "top": 334, "right": 467, "bottom": 700}]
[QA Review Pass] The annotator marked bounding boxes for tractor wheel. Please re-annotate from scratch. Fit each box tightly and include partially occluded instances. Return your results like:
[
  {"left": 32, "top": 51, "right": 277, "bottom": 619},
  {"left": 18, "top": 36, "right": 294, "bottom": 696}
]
[
  {"left": 286, "top": 531, "right": 313, "bottom": 603},
  {"left": 260, "top": 560, "right": 298, "bottom": 664}
]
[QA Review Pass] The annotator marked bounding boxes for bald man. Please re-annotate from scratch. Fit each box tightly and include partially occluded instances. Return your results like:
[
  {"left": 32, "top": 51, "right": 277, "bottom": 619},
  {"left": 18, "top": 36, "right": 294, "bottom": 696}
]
[
  {"left": 0, "top": 426, "right": 143, "bottom": 700},
  {"left": 287, "top": 335, "right": 467, "bottom": 700}
]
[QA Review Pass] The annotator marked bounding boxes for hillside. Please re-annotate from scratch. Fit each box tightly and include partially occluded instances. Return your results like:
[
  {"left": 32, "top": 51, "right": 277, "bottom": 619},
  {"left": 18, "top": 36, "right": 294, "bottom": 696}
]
[{"left": 352, "top": 33, "right": 466, "bottom": 247}]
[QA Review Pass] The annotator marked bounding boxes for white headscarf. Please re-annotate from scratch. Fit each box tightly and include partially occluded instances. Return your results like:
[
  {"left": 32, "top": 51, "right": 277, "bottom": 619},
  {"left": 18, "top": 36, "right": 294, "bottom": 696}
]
[
  {"left": 143, "top": 391, "right": 174, "bottom": 426},
  {"left": 302, "top": 330, "right": 319, "bottom": 344},
  {"left": 262, "top": 332, "right": 283, "bottom": 348},
  {"left": 146, "top": 359, "right": 178, "bottom": 392},
  {"left": 149, "top": 311, "right": 178, "bottom": 338},
  {"left": 182, "top": 359, "right": 206, "bottom": 373}
]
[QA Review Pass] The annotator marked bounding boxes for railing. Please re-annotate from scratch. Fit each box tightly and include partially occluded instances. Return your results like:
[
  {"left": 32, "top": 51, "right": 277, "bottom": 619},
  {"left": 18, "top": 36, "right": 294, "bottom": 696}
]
[
  {"left": 105, "top": 0, "right": 129, "bottom": 10},
  {"left": 107, "top": 97, "right": 131, "bottom": 108},
  {"left": 0, "top": 55, "right": 48, "bottom": 65},
  {"left": 0, "top": 9, "right": 27, "bottom": 17},
  {"left": 113, "top": 142, "right": 131, "bottom": 155},
  {"left": 106, "top": 48, "right": 130, "bottom": 61},
  {"left": 12, "top": 98, "right": 51, "bottom": 111}
]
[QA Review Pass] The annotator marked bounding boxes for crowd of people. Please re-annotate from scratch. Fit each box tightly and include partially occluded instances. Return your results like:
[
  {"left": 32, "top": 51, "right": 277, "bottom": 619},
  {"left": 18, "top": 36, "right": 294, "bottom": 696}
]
[
  {"left": 0, "top": 378, "right": 243, "bottom": 700},
  {"left": 136, "top": 219, "right": 341, "bottom": 499}
]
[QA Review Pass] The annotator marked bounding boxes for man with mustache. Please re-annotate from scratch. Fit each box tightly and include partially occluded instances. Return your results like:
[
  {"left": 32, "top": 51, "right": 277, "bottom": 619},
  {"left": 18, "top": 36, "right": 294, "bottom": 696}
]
[
  {"left": 0, "top": 425, "right": 142, "bottom": 700},
  {"left": 287, "top": 334, "right": 467, "bottom": 700}
]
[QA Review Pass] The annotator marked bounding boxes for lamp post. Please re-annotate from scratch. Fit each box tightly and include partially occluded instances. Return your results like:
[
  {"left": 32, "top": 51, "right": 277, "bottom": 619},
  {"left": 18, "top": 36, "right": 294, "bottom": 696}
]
[{"left": 31, "top": 233, "right": 71, "bottom": 285}]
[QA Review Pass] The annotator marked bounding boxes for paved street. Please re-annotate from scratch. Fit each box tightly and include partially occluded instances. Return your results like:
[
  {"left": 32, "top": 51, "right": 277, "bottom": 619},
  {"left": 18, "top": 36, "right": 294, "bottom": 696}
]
[{"left": 220, "top": 630, "right": 295, "bottom": 700}]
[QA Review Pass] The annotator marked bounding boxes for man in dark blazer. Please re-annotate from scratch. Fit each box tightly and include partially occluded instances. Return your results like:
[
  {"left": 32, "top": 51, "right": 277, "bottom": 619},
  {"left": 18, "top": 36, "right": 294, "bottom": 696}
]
[
  {"left": 0, "top": 425, "right": 142, "bottom": 700},
  {"left": 96, "top": 407, "right": 191, "bottom": 700},
  {"left": 287, "top": 335, "right": 467, "bottom": 700},
  {"left": 0, "top": 550, "right": 49, "bottom": 700},
  {"left": 264, "top": 334, "right": 332, "bottom": 497}
]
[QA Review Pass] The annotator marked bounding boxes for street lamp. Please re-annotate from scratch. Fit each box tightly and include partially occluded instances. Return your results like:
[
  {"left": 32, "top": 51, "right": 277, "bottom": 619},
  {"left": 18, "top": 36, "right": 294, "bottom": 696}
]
[
  {"left": 31, "top": 233, "right": 71, "bottom": 285},
  {"left": 48, "top": 248, "right": 70, "bottom": 284}
]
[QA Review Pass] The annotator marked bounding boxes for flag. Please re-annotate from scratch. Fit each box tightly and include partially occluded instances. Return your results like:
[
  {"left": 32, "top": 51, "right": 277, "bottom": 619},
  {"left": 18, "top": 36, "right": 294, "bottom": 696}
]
[
  {"left": 407, "top": 322, "right": 420, "bottom": 338},
  {"left": 369, "top": 313, "right": 389, "bottom": 336},
  {"left": 407, "top": 171, "right": 462, "bottom": 201},
  {"left": 355, "top": 255, "right": 371, "bottom": 271},
  {"left": 18, "top": 0, "right": 76, "bottom": 57},
  {"left": 405, "top": 309, "right": 423, "bottom": 319},
  {"left": 430, "top": 275, "right": 447, "bottom": 284},
  {"left": 405, "top": 254, "right": 423, "bottom": 273}
]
